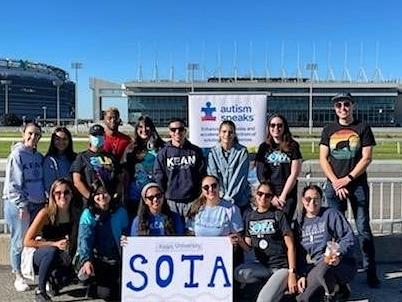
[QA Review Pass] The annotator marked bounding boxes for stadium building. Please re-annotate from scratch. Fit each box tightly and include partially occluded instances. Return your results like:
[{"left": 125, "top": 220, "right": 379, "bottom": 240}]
[
  {"left": 0, "top": 58, "right": 75, "bottom": 124},
  {"left": 91, "top": 76, "right": 402, "bottom": 127}
]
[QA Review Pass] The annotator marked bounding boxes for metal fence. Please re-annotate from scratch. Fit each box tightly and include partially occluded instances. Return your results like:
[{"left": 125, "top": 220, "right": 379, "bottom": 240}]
[{"left": 1, "top": 177, "right": 402, "bottom": 234}]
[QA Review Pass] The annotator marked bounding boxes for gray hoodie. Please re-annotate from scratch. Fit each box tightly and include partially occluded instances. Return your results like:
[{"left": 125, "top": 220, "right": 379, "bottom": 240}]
[{"left": 2, "top": 142, "right": 45, "bottom": 208}]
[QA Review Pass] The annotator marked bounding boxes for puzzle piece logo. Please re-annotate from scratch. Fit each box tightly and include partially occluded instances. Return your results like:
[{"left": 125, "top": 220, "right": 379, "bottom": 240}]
[{"left": 201, "top": 101, "right": 217, "bottom": 121}]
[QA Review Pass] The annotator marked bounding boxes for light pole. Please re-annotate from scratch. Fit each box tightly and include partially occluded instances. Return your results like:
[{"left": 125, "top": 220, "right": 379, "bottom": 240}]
[
  {"left": 71, "top": 62, "right": 82, "bottom": 132},
  {"left": 42, "top": 106, "right": 47, "bottom": 122},
  {"left": 52, "top": 80, "right": 63, "bottom": 126},
  {"left": 187, "top": 63, "right": 199, "bottom": 93},
  {"left": 306, "top": 63, "right": 318, "bottom": 135},
  {"left": 0, "top": 80, "right": 12, "bottom": 115}
]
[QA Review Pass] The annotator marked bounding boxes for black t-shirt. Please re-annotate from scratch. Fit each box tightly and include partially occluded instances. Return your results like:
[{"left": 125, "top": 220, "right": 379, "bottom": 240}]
[
  {"left": 70, "top": 149, "right": 119, "bottom": 194},
  {"left": 320, "top": 120, "right": 376, "bottom": 181},
  {"left": 244, "top": 209, "right": 291, "bottom": 269},
  {"left": 255, "top": 140, "right": 302, "bottom": 195}
]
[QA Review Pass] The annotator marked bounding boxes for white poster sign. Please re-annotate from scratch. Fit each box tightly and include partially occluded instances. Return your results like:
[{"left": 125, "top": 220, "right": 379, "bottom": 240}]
[
  {"left": 122, "top": 237, "right": 233, "bottom": 302},
  {"left": 188, "top": 94, "right": 267, "bottom": 151}
]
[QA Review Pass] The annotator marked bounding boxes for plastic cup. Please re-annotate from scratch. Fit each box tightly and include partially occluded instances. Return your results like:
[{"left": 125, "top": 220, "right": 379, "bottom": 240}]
[{"left": 324, "top": 241, "right": 340, "bottom": 262}]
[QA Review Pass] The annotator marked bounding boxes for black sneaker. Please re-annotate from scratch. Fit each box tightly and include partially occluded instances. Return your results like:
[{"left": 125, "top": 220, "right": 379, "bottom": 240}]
[
  {"left": 35, "top": 290, "right": 52, "bottom": 302},
  {"left": 322, "top": 293, "right": 336, "bottom": 302},
  {"left": 46, "top": 275, "right": 59, "bottom": 297},
  {"left": 337, "top": 283, "right": 351, "bottom": 301},
  {"left": 367, "top": 273, "right": 380, "bottom": 288}
]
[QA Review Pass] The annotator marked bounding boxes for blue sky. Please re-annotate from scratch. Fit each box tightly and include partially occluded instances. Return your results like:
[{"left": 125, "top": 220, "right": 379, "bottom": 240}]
[{"left": 2, "top": 0, "right": 402, "bottom": 119}]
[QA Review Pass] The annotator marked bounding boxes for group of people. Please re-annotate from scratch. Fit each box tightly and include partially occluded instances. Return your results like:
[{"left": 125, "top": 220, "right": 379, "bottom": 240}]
[{"left": 2, "top": 92, "right": 379, "bottom": 302}]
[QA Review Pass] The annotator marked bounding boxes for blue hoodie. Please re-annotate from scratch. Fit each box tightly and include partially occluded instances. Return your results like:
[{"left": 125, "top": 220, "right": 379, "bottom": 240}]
[
  {"left": 153, "top": 140, "right": 206, "bottom": 202},
  {"left": 207, "top": 142, "right": 251, "bottom": 207},
  {"left": 3, "top": 142, "right": 45, "bottom": 208}
]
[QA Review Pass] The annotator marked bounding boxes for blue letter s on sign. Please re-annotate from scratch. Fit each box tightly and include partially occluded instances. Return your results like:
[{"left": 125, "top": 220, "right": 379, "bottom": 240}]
[{"left": 126, "top": 254, "right": 148, "bottom": 292}]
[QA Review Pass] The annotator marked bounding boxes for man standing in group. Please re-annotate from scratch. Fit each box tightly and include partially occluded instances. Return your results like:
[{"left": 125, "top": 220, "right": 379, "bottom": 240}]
[
  {"left": 154, "top": 118, "right": 206, "bottom": 223},
  {"left": 103, "top": 107, "right": 131, "bottom": 161},
  {"left": 319, "top": 93, "right": 379, "bottom": 288}
]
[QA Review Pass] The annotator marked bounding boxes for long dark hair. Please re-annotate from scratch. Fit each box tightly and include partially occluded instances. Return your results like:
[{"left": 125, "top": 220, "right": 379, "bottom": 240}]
[
  {"left": 136, "top": 186, "right": 175, "bottom": 235},
  {"left": 187, "top": 175, "right": 219, "bottom": 219},
  {"left": 132, "top": 116, "right": 165, "bottom": 150},
  {"left": 46, "top": 127, "right": 76, "bottom": 162},
  {"left": 266, "top": 113, "right": 296, "bottom": 152},
  {"left": 219, "top": 120, "right": 239, "bottom": 145}
]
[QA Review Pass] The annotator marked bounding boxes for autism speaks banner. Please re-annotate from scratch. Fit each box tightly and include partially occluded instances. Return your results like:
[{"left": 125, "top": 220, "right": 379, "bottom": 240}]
[
  {"left": 121, "top": 237, "right": 233, "bottom": 302},
  {"left": 188, "top": 94, "right": 267, "bottom": 150}
]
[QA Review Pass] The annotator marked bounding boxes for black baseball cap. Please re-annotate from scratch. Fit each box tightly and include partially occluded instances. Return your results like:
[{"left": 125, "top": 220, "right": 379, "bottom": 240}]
[
  {"left": 331, "top": 92, "right": 353, "bottom": 103},
  {"left": 89, "top": 124, "right": 105, "bottom": 136}
]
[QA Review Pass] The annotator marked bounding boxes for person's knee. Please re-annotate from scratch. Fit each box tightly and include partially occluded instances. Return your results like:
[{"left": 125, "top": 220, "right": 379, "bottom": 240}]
[{"left": 235, "top": 267, "right": 257, "bottom": 283}]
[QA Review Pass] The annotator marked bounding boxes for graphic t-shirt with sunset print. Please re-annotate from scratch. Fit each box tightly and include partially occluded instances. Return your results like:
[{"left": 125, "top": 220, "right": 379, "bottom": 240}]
[{"left": 320, "top": 120, "right": 376, "bottom": 181}]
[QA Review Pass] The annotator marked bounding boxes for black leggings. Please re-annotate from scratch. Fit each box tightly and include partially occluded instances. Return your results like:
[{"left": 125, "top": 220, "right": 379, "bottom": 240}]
[{"left": 92, "top": 257, "right": 121, "bottom": 301}]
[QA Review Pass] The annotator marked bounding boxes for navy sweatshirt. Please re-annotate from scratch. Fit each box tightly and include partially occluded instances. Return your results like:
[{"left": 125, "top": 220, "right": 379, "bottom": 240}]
[
  {"left": 294, "top": 207, "right": 356, "bottom": 274},
  {"left": 153, "top": 140, "right": 206, "bottom": 202}
]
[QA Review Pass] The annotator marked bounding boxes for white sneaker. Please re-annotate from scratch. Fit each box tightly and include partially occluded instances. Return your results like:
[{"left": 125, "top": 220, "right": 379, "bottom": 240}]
[{"left": 14, "top": 276, "right": 29, "bottom": 292}]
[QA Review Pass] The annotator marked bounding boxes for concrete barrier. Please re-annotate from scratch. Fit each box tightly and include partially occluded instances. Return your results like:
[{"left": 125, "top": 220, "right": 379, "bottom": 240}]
[{"left": 0, "top": 234, "right": 9, "bottom": 265}]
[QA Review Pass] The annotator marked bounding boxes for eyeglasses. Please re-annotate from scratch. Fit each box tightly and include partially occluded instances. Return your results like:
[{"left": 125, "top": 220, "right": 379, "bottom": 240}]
[
  {"left": 169, "top": 126, "right": 185, "bottom": 133},
  {"left": 269, "top": 123, "right": 283, "bottom": 129},
  {"left": 303, "top": 196, "right": 321, "bottom": 204},
  {"left": 54, "top": 190, "right": 72, "bottom": 197},
  {"left": 145, "top": 193, "right": 163, "bottom": 201},
  {"left": 256, "top": 191, "right": 274, "bottom": 199},
  {"left": 334, "top": 101, "right": 351, "bottom": 109},
  {"left": 202, "top": 183, "right": 218, "bottom": 191}
]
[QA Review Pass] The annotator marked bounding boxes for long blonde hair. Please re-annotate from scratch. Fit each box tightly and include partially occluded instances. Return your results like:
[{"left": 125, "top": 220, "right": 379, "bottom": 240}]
[{"left": 47, "top": 178, "right": 73, "bottom": 225}]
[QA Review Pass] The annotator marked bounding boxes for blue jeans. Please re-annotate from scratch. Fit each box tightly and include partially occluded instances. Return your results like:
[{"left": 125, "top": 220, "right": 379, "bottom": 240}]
[
  {"left": 324, "top": 180, "right": 376, "bottom": 273},
  {"left": 4, "top": 201, "right": 29, "bottom": 273},
  {"left": 4, "top": 201, "right": 45, "bottom": 273}
]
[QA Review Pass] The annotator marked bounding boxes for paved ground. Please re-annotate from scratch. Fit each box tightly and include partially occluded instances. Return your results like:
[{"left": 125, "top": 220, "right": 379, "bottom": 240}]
[{"left": 1, "top": 263, "right": 401, "bottom": 302}]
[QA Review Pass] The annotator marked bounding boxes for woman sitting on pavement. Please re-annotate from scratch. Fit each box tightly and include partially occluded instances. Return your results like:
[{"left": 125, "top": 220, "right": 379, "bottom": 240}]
[
  {"left": 207, "top": 120, "right": 251, "bottom": 213},
  {"left": 129, "top": 182, "right": 184, "bottom": 236},
  {"left": 234, "top": 181, "right": 297, "bottom": 302},
  {"left": 75, "top": 181, "right": 128, "bottom": 301},
  {"left": 186, "top": 175, "right": 243, "bottom": 237},
  {"left": 24, "top": 178, "right": 77, "bottom": 302},
  {"left": 294, "top": 185, "right": 357, "bottom": 302}
]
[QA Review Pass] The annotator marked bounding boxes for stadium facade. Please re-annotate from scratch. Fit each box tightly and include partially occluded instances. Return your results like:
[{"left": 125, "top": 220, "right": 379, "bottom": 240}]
[
  {"left": 91, "top": 77, "right": 402, "bottom": 127},
  {"left": 0, "top": 58, "right": 75, "bottom": 124}
]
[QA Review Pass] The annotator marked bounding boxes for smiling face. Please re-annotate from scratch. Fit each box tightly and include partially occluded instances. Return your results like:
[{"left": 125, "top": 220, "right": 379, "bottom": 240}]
[
  {"left": 137, "top": 121, "right": 151, "bottom": 140},
  {"left": 255, "top": 184, "right": 274, "bottom": 212},
  {"left": 23, "top": 124, "right": 41, "bottom": 149},
  {"left": 219, "top": 123, "right": 235, "bottom": 147},
  {"left": 143, "top": 186, "right": 164, "bottom": 215},
  {"left": 201, "top": 176, "right": 220, "bottom": 204},
  {"left": 302, "top": 188, "right": 322, "bottom": 217},
  {"left": 54, "top": 130, "right": 69, "bottom": 153},
  {"left": 168, "top": 121, "right": 186, "bottom": 145},
  {"left": 268, "top": 116, "right": 284, "bottom": 141},
  {"left": 93, "top": 188, "right": 111, "bottom": 210},
  {"left": 52, "top": 183, "right": 72, "bottom": 210},
  {"left": 334, "top": 99, "right": 354, "bottom": 121}
]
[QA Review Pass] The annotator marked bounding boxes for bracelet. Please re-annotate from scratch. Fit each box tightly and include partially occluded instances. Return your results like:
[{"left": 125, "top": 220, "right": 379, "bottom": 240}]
[{"left": 347, "top": 174, "right": 354, "bottom": 181}]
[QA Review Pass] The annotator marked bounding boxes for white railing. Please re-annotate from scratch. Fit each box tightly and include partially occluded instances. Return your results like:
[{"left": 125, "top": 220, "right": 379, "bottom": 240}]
[{"left": 0, "top": 177, "right": 402, "bottom": 234}]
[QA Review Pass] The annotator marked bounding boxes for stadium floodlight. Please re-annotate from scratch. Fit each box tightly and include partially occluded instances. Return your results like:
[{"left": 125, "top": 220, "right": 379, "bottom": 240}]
[
  {"left": 187, "top": 63, "right": 199, "bottom": 93},
  {"left": 0, "top": 80, "right": 12, "bottom": 115},
  {"left": 71, "top": 62, "right": 83, "bottom": 133},
  {"left": 52, "top": 80, "right": 63, "bottom": 126},
  {"left": 306, "top": 63, "right": 318, "bottom": 135}
]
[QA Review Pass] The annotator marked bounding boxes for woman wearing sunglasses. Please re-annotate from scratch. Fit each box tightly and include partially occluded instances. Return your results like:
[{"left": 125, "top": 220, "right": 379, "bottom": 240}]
[
  {"left": 234, "top": 182, "right": 297, "bottom": 302},
  {"left": 207, "top": 120, "right": 251, "bottom": 212},
  {"left": 294, "top": 185, "right": 356, "bottom": 302},
  {"left": 24, "top": 178, "right": 77, "bottom": 302},
  {"left": 186, "top": 175, "right": 243, "bottom": 237},
  {"left": 129, "top": 182, "right": 184, "bottom": 236},
  {"left": 255, "top": 114, "right": 302, "bottom": 222}
]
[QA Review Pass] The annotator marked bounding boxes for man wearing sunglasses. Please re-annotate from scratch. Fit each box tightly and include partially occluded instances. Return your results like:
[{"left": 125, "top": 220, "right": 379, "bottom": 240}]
[
  {"left": 319, "top": 92, "right": 379, "bottom": 288},
  {"left": 154, "top": 118, "right": 206, "bottom": 223}
]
